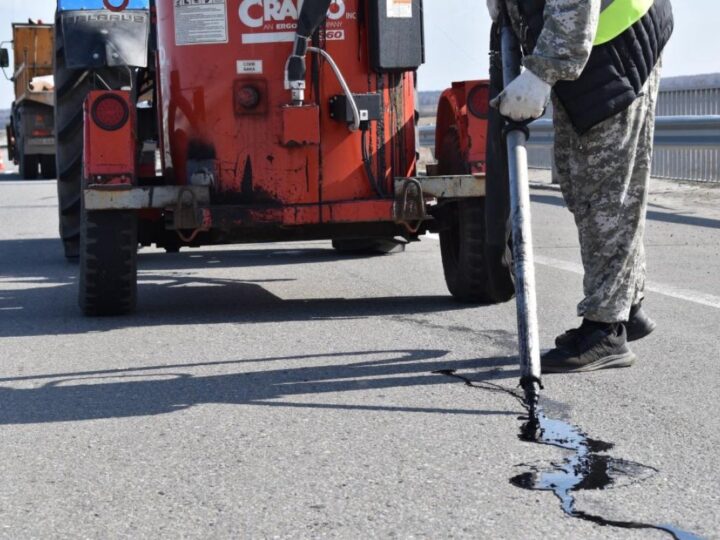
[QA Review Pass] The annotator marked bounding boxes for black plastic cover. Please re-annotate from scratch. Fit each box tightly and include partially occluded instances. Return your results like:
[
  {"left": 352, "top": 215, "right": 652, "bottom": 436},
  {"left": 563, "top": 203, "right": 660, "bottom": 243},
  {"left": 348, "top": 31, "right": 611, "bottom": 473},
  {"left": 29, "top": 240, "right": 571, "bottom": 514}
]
[
  {"left": 60, "top": 10, "right": 149, "bottom": 69},
  {"left": 368, "top": 0, "right": 425, "bottom": 72},
  {"left": 329, "top": 93, "right": 382, "bottom": 126}
]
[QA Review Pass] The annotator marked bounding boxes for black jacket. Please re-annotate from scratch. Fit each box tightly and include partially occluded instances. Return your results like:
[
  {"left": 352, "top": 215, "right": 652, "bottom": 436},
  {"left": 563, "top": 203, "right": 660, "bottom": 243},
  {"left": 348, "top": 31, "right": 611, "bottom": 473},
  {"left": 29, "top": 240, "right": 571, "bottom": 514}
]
[{"left": 519, "top": 0, "right": 674, "bottom": 133}]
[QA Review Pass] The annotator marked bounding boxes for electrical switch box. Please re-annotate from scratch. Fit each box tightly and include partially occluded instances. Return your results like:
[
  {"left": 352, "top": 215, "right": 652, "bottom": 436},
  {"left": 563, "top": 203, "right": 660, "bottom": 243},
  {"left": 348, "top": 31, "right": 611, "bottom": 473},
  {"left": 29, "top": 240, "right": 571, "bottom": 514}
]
[
  {"left": 329, "top": 93, "right": 382, "bottom": 128},
  {"left": 368, "top": 0, "right": 425, "bottom": 73}
]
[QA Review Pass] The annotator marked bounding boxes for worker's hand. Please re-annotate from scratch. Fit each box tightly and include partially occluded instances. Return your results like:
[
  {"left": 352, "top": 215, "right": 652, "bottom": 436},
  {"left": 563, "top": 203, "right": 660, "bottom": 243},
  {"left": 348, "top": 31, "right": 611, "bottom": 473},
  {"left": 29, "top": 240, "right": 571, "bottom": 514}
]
[
  {"left": 490, "top": 69, "right": 551, "bottom": 122},
  {"left": 486, "top": 0, "right": 501, "bottom": 22}
]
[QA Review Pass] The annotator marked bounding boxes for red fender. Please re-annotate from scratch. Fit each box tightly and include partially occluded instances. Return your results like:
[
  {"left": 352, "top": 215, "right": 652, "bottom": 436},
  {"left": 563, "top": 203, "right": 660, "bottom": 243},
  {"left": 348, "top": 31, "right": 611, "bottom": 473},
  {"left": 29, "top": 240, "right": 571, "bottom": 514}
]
[
  {"left": 434, "top": 80, "right": 490, "bottom": 174},
  {"left": 434, "top": 83, "right": 470, "bottom": 162}
]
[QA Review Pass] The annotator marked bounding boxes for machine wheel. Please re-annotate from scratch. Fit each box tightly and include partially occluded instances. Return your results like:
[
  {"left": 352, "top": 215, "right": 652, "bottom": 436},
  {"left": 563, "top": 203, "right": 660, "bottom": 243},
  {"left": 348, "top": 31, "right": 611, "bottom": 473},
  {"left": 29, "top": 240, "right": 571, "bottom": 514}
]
[
  {"left": 439, "top": 199, "right": 493, "bottom": 303},
  {"left": 483, "top": 27, "right": 516, "bottom": 304},
  {"left": 79, "top": 210, "right": 138, "bottom": 316},
  {"left": 19, "top": 151, "right": 39, "bottom": 180},
  {"left": 54, "top": 20, "right": 129, "bottom": 259},
  {"left": 162, "top": 235, "right": 182, "bottom": 253},
  {"left": 40, "top": 155, "right": 57, "bottom": 179},
  {"left": 331, "top": 238, "right": 406, "bottom": 255},
  {"left": 437, "top": 127, "right": 494, "bottom": 303}
]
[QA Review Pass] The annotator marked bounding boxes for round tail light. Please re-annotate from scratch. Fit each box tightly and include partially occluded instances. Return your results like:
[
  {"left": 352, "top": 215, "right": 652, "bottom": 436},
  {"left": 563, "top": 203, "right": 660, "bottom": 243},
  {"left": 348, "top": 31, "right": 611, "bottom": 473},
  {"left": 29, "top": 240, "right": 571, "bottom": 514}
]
[
  {"left": 91, "top": 94, "right": 130, "bottom": 131},
  {"left": 467, "top": 84, "right": 490, "bottom": 119},
  {"left": 236, "top": 85, "right": 261, "bottom": 110}
]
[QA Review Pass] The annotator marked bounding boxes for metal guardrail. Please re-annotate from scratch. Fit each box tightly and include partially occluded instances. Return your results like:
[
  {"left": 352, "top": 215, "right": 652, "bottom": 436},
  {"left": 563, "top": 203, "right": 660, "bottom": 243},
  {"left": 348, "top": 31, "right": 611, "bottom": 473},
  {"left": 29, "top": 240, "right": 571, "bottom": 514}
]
[
  {"left": 658, "top": 74, "right": 720, "bottom": 116},
  {"left": 419, "top": 115, "right": 720, "bottom": 183},
  {"left": 524, "top": 116, "right": 720, "bottom": 148}
]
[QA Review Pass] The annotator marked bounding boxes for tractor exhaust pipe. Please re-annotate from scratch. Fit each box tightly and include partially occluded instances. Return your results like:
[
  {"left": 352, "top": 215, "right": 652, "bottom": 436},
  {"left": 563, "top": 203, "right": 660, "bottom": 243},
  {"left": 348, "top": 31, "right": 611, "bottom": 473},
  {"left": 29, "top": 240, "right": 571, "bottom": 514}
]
[{"left": 499, "top": 15, "right": 543, "bottom": 417}]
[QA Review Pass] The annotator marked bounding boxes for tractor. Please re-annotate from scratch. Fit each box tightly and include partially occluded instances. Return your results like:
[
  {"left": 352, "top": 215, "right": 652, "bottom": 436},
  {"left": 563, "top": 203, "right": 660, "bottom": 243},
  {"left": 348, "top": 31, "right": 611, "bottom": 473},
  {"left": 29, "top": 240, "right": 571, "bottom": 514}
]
[{"left": 53, "top": 0, "right": 514, "bottom": 315}]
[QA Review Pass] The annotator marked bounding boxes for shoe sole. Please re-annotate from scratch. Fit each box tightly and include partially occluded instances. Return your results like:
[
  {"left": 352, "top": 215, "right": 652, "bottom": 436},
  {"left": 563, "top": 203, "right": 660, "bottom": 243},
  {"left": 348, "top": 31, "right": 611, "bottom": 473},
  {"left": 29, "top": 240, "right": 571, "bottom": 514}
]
[{"left": 543, "top": 352, "right": 637, "bottom": 374}]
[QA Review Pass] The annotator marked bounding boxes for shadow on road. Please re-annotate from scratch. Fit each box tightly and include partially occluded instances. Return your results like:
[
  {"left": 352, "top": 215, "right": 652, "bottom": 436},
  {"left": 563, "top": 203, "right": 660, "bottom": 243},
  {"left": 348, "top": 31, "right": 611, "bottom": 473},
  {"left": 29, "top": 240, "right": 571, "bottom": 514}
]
[
  {"left": 0, "top": 349, "right": 520, "bottom": 425},
  {"left": 0, "top": 239, "right": 480, "bottom": 338}
]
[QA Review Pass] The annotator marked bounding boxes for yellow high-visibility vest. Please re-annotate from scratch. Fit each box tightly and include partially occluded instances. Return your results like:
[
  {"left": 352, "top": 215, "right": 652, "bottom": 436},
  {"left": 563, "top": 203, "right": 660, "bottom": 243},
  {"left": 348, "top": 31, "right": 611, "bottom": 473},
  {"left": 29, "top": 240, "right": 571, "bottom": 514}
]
[{"left": 594, "top": 0, "right": 654, "bottom": 46}]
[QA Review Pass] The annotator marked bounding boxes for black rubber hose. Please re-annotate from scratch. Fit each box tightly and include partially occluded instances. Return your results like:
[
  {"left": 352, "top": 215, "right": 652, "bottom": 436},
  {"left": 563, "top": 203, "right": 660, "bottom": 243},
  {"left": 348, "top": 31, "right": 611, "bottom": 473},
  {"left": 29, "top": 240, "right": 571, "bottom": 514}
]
[
  {"left": 287, "top": 0, "right": 333, "bottom": 92},
  {"left": 297, "top": 0, "right": 334, "bottom": 37}
]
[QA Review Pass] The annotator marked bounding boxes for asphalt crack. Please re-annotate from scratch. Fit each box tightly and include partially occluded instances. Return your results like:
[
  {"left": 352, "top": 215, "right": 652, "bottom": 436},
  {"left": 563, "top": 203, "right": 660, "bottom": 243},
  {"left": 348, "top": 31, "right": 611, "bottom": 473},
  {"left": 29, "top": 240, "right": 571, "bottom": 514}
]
[{"left": 434, "top": 369, "right": 703, "bottom": 540}]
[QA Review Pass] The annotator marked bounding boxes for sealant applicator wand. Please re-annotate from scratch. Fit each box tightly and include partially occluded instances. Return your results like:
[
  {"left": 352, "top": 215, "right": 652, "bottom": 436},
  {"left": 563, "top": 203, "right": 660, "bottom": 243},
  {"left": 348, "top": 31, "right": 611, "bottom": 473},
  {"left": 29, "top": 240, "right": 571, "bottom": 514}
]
[{"left": 497, "top": 10, "right": 543, "bottom": 417}]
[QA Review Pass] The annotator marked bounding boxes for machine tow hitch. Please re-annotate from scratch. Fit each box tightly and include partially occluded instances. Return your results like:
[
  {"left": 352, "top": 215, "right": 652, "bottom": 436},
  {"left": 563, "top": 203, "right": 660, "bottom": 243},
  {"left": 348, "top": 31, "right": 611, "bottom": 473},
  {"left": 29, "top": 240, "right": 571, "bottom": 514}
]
[{"left": 498, "top": 16, "right": 543, "bottom": 418}]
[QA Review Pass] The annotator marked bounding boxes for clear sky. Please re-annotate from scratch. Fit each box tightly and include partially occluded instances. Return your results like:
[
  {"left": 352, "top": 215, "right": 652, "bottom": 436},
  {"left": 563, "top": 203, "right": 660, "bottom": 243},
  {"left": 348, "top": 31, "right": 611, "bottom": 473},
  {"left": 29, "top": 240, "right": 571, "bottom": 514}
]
[{"left": 1, "top": 0, "right": 718, "bottom": 107}]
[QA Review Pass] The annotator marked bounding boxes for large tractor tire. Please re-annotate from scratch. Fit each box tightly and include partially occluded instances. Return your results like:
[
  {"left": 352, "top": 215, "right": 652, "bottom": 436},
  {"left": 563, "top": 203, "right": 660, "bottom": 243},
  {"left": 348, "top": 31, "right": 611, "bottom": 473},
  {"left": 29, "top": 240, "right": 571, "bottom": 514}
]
[
  {"left": 331, "top": 238, "right": 406, "bottom": 255},
  {"left": 437, "top": 127, "right": 495, "bottom": 303},
  {"left": 482, "top": 22, "right": 517, "bottom": 303},
  {"left": 54, "top": 19, "right": 128, "bottom": 260},
  {"left": 79, "top": 210, "right": 138, "bottom": 316},
  {"left": 54, "top": 26, "right": 83, "bottom": 259}
]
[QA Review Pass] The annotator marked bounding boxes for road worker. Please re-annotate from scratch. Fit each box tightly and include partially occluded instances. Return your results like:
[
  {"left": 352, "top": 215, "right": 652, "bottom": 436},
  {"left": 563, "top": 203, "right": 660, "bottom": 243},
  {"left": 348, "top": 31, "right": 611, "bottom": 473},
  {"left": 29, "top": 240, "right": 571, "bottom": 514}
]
[{"left": 487, "top": 0, "right": 674, "bottom": 372}]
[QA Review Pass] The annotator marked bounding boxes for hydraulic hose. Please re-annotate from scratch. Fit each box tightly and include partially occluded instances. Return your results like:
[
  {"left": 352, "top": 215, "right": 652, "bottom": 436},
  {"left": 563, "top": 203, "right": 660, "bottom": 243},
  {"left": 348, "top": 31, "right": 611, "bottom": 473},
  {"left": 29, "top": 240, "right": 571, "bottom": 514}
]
[
  {"left": 307, "top": 46, "right": 361, "bottom": 132},
  {"left": 285, "top": 0, "right": 334, "bottom": 102}
]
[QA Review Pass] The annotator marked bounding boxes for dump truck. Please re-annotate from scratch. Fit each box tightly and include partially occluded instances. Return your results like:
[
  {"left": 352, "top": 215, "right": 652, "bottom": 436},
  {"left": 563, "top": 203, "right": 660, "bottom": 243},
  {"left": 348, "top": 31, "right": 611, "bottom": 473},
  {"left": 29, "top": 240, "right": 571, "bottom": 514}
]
[
  {"left": 53, "top": 0, "right": 514, "bottom": 316},
  {"left": 1, "top": 21, "right": 56, "bottom": 179}
]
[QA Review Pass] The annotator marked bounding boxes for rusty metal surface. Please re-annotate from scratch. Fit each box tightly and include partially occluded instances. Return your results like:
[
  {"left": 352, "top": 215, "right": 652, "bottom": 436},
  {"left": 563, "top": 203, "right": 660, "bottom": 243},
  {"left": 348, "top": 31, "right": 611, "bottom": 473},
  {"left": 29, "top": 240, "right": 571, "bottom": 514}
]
[
  {"left": 83, "top": 185, "right": 210, "bottom": 210},
  {"left": 395, "top": 175, "right": 486, "bottom": 199},
  {"left": 393, "top": 178, "right": 426, "bottom": 232}
]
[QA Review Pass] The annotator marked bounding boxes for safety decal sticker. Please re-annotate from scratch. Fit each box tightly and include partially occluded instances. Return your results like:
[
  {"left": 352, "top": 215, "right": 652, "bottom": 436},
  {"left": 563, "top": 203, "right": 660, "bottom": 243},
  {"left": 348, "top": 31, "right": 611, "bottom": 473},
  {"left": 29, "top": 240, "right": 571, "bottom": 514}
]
[
  {"left": 387, "top": 0, "right": 412, "bottom": 18},
  {"left": 174, "top": 0, "right": 229, "bottom": 46}
]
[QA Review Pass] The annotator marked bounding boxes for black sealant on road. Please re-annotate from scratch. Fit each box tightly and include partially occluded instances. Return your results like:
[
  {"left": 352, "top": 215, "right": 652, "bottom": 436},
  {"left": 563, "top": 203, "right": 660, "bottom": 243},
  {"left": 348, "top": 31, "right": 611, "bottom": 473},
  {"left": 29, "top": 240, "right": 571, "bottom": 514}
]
[{"left": 434, "top": 369, "right": 703, "bottom": 540}]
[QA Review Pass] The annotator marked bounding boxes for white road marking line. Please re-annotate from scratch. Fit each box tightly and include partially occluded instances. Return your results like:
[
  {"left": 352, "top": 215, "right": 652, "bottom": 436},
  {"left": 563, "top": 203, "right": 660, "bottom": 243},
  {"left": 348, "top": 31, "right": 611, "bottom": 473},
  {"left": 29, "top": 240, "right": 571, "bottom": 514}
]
[
  {"left": 424, "top": 234, "right": 720, "bottom": 309},
  {"left": 535, "top": 255, "right": 720, "bottom": 310}
]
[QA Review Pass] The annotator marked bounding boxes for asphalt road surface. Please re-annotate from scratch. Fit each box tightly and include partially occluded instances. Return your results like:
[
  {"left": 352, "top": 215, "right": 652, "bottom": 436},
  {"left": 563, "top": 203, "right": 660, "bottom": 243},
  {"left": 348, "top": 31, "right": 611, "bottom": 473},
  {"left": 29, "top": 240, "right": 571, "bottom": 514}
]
[{"left": 1, "top": 165, "right": 719, "bottom": 539}]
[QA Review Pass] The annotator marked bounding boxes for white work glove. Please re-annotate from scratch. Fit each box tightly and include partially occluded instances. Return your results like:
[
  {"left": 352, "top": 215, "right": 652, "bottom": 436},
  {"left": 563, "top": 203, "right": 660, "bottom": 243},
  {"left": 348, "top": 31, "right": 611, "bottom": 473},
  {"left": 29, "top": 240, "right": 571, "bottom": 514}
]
[
  {"left": 490, "top": 69, "right": 552, "bottom": 122},
  {"left": 486, "top": 0, "right": 501, "bottom": 22}
]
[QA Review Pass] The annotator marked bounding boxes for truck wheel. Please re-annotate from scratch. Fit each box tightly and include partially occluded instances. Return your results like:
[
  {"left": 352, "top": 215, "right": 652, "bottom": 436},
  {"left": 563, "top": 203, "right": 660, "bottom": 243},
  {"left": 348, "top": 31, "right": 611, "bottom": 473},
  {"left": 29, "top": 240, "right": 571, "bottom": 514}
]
[
  {"left": 331, "top": 238, "right": 406, "bottom": 255},
  {"left": 79, "top": 210, "right": 138, "bottom": 316},
  {"left": 19, "top": 151, "right": 39, "bottom": 180},
  {"left": 54, "top": 20, "right": 127, "bottom": 259},
  {"left": 437, "top": 128, "right": 493, "bottom": 303},
  {"left": 40, "top": 155, "right": 57, "bottom": 179},
  {"left": 160, "top": 232, "right": 182, "bottom": 253}
]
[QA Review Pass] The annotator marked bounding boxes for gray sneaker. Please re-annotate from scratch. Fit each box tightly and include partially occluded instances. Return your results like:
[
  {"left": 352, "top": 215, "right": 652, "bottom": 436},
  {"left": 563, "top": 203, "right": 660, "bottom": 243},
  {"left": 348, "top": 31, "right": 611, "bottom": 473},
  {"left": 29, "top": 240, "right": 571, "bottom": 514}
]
[{"left": 542, "top": 323, "right": 637, "bottom": 374}]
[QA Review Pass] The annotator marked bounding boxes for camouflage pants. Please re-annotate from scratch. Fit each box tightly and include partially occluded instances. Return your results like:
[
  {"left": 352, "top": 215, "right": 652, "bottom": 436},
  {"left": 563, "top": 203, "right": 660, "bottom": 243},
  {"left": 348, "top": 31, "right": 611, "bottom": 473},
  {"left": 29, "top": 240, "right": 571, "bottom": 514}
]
[{"left": 552, "top": 63, "right": 661, "bottom": 323}]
